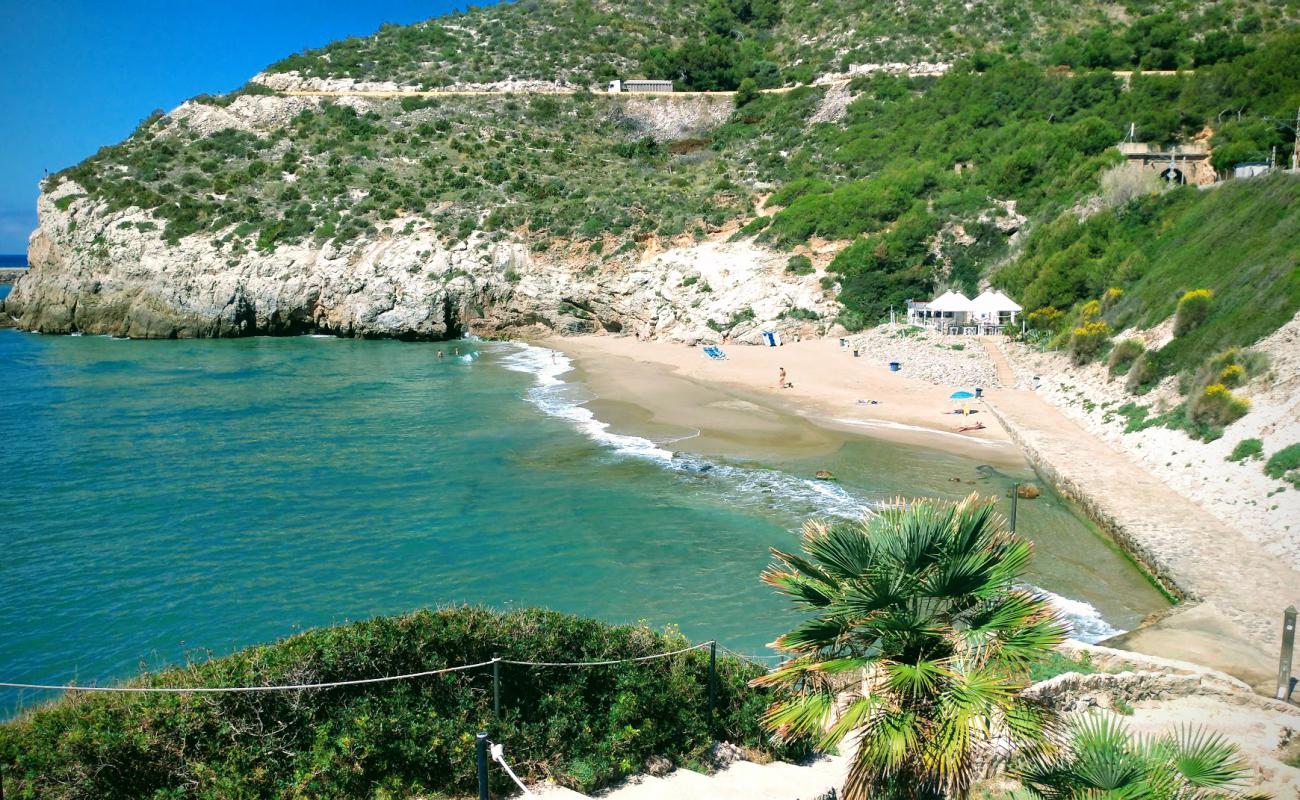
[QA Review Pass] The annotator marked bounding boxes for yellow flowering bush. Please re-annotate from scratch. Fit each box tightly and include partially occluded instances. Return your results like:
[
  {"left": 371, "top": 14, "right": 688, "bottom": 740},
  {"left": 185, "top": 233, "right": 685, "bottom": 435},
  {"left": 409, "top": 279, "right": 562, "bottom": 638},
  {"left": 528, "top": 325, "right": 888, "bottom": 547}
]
[
  {"left": 1100, "top": 287, "right": 1124, "bottom": 311},
  {"left": 1069, "top": 319, "right": 1111, "bottom": 364},
  {"left": 1218, "top": 363, "right": 1245, "bottom": 387},
  {"left": 1027, "top": 306, "right": 1063, "bottom": 331},
  {"left": 1080, "top": 299, "right": 1102, "bottom": 320},
  {"left": 1191, "top": 382, "right": 1250, "bottom": 427}
]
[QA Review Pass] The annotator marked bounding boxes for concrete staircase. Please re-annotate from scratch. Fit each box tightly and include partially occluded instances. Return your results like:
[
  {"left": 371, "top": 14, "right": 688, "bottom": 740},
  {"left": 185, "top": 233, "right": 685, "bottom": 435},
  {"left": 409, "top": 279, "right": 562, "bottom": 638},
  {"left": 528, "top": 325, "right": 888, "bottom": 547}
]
[{"left": 530, "top": 751, "right": 847, "bottom": 800}]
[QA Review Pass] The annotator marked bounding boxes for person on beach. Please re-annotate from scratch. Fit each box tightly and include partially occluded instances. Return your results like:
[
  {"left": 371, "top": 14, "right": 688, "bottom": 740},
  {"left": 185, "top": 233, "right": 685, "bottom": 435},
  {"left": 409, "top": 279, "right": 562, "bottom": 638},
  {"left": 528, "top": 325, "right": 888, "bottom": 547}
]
[
  {"left": 958, "top": 421, "right": 986, "bottom": 433},
  {"left": 778, "top": 367, "right": 792, "bottom": 389}
]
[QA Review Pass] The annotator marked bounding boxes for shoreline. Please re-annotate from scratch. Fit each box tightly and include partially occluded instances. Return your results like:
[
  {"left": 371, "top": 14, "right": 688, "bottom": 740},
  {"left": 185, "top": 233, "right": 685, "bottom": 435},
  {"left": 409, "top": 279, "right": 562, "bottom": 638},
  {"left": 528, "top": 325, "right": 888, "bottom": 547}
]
[{"left": 547, "top": 332, "right": 1299, "bottom": 691}]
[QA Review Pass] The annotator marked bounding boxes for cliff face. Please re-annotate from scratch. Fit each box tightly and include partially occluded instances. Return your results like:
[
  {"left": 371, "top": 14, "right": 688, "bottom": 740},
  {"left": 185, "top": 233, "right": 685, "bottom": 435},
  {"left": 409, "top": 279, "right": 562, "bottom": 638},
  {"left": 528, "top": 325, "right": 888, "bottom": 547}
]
[
  {"left": 2, "top": 90, "right": 835, "bottom": 342},
  {"left": 5, "top": 175, "right": 835, "bottom": 342}
]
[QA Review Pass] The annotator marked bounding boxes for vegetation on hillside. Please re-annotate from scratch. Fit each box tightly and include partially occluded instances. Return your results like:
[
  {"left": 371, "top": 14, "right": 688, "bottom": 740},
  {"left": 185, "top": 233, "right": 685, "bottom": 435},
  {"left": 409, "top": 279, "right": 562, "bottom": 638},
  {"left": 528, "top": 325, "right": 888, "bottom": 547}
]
[
  {"left": 54, "top": 93, "right": 751, "bottom": 256},
  {"left": 0, "top": 607, "right": 793, "bottom": 799},
  {"left": 261, "top": 0, "right": 1295, "bottom": 90},
  {"left": 755, "top": 495, "right": 1066, "bottom": 799}
]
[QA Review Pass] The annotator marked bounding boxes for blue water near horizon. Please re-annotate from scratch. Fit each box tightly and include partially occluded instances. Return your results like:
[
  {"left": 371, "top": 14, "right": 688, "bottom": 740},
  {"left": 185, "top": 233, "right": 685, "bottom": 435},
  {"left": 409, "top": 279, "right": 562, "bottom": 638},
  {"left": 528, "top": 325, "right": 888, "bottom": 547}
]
[
  {"left": 0, "top": 326, "right": 1165, "bottom": 713},
  {"left": 0, "top": 255, "right": 27, "bottom": 268}
]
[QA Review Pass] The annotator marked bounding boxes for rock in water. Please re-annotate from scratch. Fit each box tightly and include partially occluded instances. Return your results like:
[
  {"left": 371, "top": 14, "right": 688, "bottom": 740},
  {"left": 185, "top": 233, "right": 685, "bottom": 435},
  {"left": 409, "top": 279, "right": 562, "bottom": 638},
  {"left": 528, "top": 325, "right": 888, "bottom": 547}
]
[
  {"left": 814, "top": 470, "right": 835, "bottom": 480},
  {"left": 1016, "top": 484, "right": 1041, "bottom": 499}
]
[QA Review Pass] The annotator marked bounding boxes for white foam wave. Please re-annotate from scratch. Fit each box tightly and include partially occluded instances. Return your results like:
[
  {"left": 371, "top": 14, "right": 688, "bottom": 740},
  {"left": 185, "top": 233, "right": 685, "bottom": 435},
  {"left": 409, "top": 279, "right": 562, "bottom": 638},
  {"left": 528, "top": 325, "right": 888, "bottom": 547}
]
[
  {"left": 497, "top": 342, "right": 875, "bottom": 519},
  {"left": 1039, "top": 588, "right": 1124, "bottom": 643}
]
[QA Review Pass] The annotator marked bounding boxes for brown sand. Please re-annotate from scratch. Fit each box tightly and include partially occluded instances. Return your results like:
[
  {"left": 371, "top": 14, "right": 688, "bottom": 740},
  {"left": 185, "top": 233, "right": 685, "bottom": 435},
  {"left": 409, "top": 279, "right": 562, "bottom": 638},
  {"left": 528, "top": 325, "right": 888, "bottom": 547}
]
[{"left": 548, "top": 336, "right": 1024, "bottom": 466}]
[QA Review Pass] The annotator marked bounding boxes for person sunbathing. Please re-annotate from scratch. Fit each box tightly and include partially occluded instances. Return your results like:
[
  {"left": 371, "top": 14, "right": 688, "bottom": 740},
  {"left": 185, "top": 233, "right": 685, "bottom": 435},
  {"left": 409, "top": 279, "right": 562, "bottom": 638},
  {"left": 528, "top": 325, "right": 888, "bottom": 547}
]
[{"left": 957, "top": 421, "right": 986, "bottom": 433}]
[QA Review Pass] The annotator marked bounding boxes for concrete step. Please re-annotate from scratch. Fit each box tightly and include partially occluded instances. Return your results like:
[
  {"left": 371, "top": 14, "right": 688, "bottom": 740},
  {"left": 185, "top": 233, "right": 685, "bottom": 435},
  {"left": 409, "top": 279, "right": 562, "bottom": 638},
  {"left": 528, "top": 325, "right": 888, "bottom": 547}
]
[{"left": 710, "top": 759, "right": 843, "bottom": 800}]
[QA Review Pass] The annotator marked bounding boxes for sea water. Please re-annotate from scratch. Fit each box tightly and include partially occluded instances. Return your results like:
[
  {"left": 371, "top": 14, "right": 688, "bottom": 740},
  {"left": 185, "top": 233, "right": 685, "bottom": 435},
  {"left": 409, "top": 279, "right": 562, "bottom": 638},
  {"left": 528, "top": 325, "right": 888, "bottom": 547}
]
[{"left": 0, "top": 323, "right": 1165, "bottom": 711}]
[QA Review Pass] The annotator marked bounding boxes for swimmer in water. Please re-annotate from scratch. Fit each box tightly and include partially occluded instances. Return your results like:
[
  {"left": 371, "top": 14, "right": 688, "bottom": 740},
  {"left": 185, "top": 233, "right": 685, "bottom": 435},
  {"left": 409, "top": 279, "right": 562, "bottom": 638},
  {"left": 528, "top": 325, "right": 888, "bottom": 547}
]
[{"left": 437, "top": 350, "right": 444, "bottom": 359}]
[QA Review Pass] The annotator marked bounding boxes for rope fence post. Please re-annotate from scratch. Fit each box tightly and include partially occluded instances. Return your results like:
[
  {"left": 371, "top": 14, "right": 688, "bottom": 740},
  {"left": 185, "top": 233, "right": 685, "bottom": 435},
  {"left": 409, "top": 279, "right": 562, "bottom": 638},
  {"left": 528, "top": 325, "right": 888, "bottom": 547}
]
[
  {"left": 476, "top": 731, "right": 489, "bottom": 800},
  {"left": 492, "top": 655, "right": 501, "bottom": 718},
  {"left": 707, "top": 641, "right": 717, "bottom": 736},
  {"left": 1278, "top": 606, "right": 1297, "bottom": 703},
  {"left": 1010, "top": 483, "right": 1020, "bottom": 532}
]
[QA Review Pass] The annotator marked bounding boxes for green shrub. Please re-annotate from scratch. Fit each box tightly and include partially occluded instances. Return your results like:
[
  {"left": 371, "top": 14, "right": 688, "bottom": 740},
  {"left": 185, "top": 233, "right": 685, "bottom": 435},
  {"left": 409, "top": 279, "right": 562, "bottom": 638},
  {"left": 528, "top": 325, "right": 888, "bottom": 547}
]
[
  {"left": 1107, "top": 338, "right": 1144, "bottom": 376},
  {"left": 734, "top": 78, "right": 760, "bottom": 108},
  {"left": 1173, "top": 288, "right": 1213, "bottom": 336},
  {"left": 0, "top": 607, "right": 795, "bottom": 799},
  {"left": 1124, "top": 351, "right": 1157, "bottom": 394},
  {"left": 836, "top": 309, "right": 867, "bottom": 332},
  {"left": 1227, "top": 438, "right": 1263, "bottom": 462},
  {"left": 1264, "top": 444, "right": 1300, "bottom": 487},
  {"left": 785, "top": 254, "right": 813, "bottom": 275},
  {"left": 1068, "top": 320, "right": 1111, "bottom": 365},
  {"left": 1027, "top": 650, "right": 1098, "bottom": 683}
]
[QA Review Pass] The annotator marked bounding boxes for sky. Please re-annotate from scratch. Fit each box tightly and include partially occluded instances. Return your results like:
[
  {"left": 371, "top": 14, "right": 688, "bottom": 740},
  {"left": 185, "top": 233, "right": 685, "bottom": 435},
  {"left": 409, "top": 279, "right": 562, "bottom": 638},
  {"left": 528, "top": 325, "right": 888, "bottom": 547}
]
[{"left": 0, "top": 0, "right": 481, "bottom": 254}]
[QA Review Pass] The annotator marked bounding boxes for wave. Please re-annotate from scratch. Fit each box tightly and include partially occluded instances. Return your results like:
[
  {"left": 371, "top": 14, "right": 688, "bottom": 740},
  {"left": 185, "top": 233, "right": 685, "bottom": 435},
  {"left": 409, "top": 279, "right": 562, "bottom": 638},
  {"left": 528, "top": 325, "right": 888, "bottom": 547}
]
[
  {"left": 498, "top": 341, "right": 1121, "bottom": 644},
  {"left": 1038, "top": 588, "right": 1124, "bottom": 642},
  {"left": 497, "top": 342, "right": 876, "bottom": 519}
]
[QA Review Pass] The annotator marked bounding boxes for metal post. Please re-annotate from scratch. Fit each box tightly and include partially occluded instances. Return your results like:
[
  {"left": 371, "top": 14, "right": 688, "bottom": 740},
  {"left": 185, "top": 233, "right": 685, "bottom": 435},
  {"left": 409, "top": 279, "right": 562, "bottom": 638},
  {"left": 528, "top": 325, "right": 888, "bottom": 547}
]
[
  {"left": 1278, "top": 606, "right": 1297, "bottom": 702},
  {"left": 1010, "top": 483, "right": 1020, "bottom": 533},
  {"left": 707, "top": 641, "right": 717, "bottom": 735},
  {"left": 492, "top": 655, "right": 500, "bottom": 718},
  {"left": 476, "top": 731, "right": 489, "bottom": 800}
]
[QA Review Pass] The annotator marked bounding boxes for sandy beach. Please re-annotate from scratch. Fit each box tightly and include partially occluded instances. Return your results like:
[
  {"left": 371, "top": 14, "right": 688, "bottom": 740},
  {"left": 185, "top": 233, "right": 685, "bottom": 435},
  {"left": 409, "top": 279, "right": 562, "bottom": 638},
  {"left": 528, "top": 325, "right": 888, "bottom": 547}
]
[{"left": 549, "top": 334, "right": 1024, "bottom": 466}]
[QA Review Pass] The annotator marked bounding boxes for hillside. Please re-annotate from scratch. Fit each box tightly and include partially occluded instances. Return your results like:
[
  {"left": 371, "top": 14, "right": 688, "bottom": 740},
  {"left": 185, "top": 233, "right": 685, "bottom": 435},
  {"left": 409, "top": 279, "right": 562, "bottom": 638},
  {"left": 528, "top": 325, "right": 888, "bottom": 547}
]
[
  {"left": 2, "top": 0, "right": 1298, "bottom": 347},
  {"left": 261, "top": 0, "right": 1295, "bottom": 89}
]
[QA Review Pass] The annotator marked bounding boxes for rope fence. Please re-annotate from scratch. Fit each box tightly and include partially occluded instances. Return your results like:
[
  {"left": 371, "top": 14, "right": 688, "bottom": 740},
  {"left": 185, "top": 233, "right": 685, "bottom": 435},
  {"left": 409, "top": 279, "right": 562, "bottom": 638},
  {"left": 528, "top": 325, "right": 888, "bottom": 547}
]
[{"left": 0, "top": 641, "right": 720, "bottom": 695}]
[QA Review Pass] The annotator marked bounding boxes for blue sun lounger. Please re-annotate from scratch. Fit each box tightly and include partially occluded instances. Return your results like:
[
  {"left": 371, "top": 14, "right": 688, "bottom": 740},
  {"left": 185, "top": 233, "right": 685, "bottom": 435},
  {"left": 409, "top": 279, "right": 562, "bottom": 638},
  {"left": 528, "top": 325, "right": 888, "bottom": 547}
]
[{"left": 703, "top": 346, "right": 728, "bottom": 360}]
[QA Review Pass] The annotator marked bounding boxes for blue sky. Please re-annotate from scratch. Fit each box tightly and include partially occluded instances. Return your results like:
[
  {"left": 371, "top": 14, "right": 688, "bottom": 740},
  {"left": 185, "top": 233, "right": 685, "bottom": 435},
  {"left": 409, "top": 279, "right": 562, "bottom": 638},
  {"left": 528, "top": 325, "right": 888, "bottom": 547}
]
[{"left": 0, "top": 0, "right": 479, "bottom": 253}]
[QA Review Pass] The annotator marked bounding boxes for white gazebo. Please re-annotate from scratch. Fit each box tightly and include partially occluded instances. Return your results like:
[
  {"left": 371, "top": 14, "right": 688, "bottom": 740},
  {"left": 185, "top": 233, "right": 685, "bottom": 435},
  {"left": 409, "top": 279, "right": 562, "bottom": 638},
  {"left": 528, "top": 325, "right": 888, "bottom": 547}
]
[
  {"left": 907, "top": 290, "right": 975, "bottom": 331},
  {"left": 970, "top": 289, "right": 1022, "bottom": 328}
]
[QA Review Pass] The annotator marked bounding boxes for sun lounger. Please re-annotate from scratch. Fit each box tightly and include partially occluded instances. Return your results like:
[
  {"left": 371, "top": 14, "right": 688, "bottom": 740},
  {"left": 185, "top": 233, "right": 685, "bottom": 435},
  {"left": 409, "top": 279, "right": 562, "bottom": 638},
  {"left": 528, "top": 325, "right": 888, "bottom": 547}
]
[{"left": 703, "top": 346, "right": 728, "bottom": 360}]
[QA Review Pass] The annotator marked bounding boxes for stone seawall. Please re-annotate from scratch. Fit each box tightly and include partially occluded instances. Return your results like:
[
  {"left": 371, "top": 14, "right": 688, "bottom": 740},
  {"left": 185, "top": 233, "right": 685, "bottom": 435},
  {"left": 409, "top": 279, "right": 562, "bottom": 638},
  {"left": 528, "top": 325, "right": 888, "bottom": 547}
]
[{"left": 982, "top": 389, "right": 1299, "bottom": 689}]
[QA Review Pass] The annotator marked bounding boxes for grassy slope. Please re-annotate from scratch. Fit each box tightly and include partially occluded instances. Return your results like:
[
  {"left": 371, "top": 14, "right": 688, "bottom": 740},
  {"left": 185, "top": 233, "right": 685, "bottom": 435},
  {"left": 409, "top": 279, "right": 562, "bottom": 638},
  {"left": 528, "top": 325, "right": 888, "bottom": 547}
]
[{"left": 1122, "top": 175, "right": 1300, "bottom": 376}]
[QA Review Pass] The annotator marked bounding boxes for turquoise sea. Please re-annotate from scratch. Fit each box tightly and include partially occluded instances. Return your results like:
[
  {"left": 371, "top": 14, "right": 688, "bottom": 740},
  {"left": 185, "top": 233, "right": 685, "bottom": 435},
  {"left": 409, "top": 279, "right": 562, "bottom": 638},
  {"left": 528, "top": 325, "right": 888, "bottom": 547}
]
[{"left": 0, "top": 292, "right": 1165, "bottom": 712}]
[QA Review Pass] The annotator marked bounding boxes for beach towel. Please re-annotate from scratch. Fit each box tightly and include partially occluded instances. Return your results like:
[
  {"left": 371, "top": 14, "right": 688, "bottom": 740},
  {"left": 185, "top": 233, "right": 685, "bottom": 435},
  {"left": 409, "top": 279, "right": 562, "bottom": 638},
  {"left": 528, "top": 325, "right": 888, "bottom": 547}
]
[{"left": 703, "top": 346, "right": 728, "bottom": 360}]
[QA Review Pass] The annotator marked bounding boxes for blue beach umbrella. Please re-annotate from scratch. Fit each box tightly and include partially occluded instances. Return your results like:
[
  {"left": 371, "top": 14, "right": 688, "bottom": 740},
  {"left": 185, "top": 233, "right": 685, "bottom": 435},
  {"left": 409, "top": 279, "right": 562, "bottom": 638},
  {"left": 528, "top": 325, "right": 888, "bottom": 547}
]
[{"left": 950, "top": 390, "right": 975, "bottom": 399}]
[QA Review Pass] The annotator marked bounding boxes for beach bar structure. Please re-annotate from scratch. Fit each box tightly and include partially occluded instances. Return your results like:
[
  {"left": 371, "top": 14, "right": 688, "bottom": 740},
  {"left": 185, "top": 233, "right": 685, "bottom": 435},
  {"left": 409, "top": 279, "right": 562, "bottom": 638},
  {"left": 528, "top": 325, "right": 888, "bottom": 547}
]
[
  {"left": 970, "top": 289, "right": 1022, "bottom": 327},
  {"left": 607, "top": 79, "right": 674, "bottom": 93},
  {"left": 907, "top": 289, "right": 1020, "bottom": 334}
]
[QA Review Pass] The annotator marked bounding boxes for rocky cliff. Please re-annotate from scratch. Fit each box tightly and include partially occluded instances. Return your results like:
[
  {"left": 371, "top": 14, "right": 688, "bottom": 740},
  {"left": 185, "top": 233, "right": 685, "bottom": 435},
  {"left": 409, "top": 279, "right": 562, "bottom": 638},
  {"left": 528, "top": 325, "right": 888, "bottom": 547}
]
[{"left": 2, "top": 90, "right": 835, "bottom": 342}]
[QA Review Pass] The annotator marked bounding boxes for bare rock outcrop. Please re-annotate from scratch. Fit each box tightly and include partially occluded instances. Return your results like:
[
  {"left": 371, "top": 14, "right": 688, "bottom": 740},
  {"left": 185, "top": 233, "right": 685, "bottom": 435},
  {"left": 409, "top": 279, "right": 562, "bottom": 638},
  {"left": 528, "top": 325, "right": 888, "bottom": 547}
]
[{"left": 3, "top": 181, "right": 836, "bottom": 342}]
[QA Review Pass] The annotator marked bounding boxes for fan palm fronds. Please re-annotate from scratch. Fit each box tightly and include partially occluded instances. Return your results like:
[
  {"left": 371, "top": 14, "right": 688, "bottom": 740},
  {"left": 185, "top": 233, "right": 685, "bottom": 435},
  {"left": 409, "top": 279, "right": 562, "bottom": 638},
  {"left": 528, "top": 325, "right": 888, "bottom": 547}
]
[{"left": 754, "top": 494, "right": 1067, "bottom": 800}]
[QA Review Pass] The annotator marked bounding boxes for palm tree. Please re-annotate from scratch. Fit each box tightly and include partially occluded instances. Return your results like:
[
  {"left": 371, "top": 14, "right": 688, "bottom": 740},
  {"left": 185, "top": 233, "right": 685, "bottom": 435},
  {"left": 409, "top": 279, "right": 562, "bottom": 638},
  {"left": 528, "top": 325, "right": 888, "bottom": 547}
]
[
  {"left": 753, "top": 494, "right": 1067, "bottom": 800},
  {"left": 1013, "top": 715, "right": 1268, "bottom": 799}
]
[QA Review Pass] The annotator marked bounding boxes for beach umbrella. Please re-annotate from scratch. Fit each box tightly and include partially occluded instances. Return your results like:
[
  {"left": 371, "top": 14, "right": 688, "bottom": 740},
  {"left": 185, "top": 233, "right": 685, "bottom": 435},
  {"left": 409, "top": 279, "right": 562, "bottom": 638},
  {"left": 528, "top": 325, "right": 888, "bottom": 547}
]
[{"left": 950, "top": 391, "right": 975, "bottom": 399}]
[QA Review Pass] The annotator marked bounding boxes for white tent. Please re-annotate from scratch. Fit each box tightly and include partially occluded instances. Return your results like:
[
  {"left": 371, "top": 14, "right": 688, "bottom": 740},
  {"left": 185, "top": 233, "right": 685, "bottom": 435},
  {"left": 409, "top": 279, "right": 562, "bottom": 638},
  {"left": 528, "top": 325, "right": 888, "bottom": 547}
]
[
  {"left": 970, "top": 289, "right": 1022, "bottom": 324},
  {"left": 926, "top": 290, "right": 975, "bottom": 314}
]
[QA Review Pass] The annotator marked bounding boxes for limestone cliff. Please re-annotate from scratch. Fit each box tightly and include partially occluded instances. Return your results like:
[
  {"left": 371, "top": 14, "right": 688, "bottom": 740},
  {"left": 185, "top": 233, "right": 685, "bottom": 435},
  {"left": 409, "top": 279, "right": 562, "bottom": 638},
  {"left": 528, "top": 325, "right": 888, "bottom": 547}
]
[
  {"left": 3, "top": 92, "right": 835, "bottom": 342},
  {"left": 5, "top": 181, "right": 836, "bottom": 343}
]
